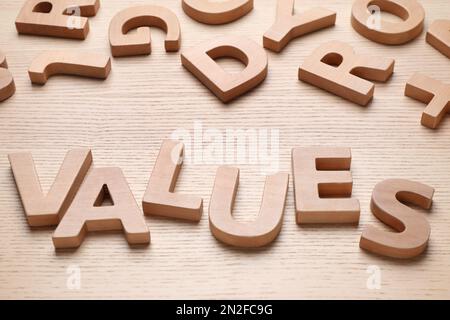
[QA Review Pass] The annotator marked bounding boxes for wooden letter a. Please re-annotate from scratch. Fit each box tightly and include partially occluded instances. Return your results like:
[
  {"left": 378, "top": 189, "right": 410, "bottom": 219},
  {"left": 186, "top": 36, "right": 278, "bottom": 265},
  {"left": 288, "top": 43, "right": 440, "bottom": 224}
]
[{"left": 53, "top": 167, "right": 150, "bottom": 249}]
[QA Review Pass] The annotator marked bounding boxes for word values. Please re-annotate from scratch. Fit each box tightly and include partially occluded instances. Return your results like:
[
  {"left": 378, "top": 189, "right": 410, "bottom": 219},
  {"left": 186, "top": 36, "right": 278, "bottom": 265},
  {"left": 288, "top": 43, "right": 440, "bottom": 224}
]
[{"left": 9, "top": 140, "right": 435, "bottom": 260}]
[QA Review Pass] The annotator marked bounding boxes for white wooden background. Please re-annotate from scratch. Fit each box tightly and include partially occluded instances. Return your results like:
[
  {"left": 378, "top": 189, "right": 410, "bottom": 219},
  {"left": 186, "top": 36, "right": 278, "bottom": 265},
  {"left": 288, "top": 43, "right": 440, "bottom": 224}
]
[{"left": 0, "top": 0, "right": 449, "bottom": 299}]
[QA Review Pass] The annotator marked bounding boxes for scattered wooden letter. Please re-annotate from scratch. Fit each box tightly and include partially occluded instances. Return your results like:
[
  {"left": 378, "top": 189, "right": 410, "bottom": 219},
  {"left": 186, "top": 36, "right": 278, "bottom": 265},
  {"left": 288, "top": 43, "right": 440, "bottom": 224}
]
[
  {"left": 0, "top": 53, "right": 15, "bottom": 102},
  {"left": 404, "top": 73, "right": 450, "bottom": 129},
  {"left": 142, "top": 140, "right": 203, "bottom": 221},
  {"left": 181, "top": 35, "right": 268, "bottom": 103},
  {"left": 209, "top": 166, "right": 288, "bottom": 247},
  {"left": 15, "top": 0, "right": 100, "bottom": 40},
  {"left": 109, "top": 5, "right": 181, "bottom": 57},
  {"left": 182, "top": 0, "right": 253, "bottom": 25},
  {"left": 28, "top": 51, "right": 111, "bottom": 85},
  {"left": 52, "top": 167, "right": 150, "bottom": 249},
  {"left": 426, "top": 19, "right": 450, "bottom": 59},
  {"left": 298, "top": 41, "right": 394, "bottom": 106},
  {"left": 263, "top": 0, "right": 336, "bottom": 52},
  {"left": 360, "top": 179, "right": 434, "bottom": 259},
  {"left": 8, "top": 149, "right": 92, "bottom": 226},
  {"left": 351, "top": 0, "right": 425, "bottom": 45},
  {"left": 292, "top": 147, "right": 360, "bottom": 224},
  {"left": 0, "top": 51, "right": 7, "bottom": 68}
]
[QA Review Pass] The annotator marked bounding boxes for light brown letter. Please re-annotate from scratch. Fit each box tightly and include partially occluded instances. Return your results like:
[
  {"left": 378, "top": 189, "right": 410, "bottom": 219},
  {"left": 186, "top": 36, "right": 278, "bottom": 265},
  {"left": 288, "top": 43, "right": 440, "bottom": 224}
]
[
  {"left": 182, "top": 0, "right": 253, "bottom": 25},
  {"left": 8, "top": 149, "right": 92, "bottom": 226},
  {"left": 0, "top": 52, "right": 15, "bottom": 102},
  {"left": 351, "top": 0, "right": 425, "bottom": 44},
  {"left": 28, "top": 51, "right": 111, "bottom": 85},
  {"left": 426, "top": 20, "right": 450, "bottom": 58},
  {"left": 109, "top": 5, "right": 181, "bottom": 57},
  {"left": 404, "top": 73, "right": 450, "bottom": 129},
  {"left": 181, "top": 35, "right": 268, "bottom": 103},
  {"left": 299, "top": 41, "right": 394, "bottom": 106},
  {"left": 15, "top": 0, "right": 100, "bottom": 39},
  {"left": 263, "top": 0, "right": 336, "bottom": 52},
  {"left": 360, "top": 179, "right": 434, "bottom": 259},
  {"left": 209, "top": 166, "right": 288, "bottom": 247},
  {"left": 143, "top": 140, "right": 203, "bottom": 221},
  {"left": 292, "top": 147, "right": 360, "bottom": 224}
]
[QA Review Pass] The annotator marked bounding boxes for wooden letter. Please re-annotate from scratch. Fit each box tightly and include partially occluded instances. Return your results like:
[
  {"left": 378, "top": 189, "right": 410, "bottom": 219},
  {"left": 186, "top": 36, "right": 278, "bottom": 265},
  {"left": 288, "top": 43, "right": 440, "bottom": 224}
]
[
  {"left": 143, "top": 140, "right": 203, "bottom": 221},
  {"left": 28, "top": 51, "right": 111, "bottom": 85},
  {"left": 182, "top": 0, "right": 253, "bottom": 25},
  {"left": 181, "top": 35, "right": 268, "bottom": 103},
  {"left": 0, "top": 53, "right": 15, "bottom": 102},
  {"left": 298, "top": 41, "right": 394, "bottom": 106},
  {"left": 404, "top": 73, "right": 450, "bottom": 129},
  {"left": 292, "top": 147, "right": 360, "bottom": 224},
  {"left": 360, "top": 179, "right": 434, "bottom": 259},
  {"left": 351, "top": 0, "right": 425, "bottom": 45},
  {"left": 15, "top": 0, "right": 100, "bottom": 40},
  {"left": 8, "top": 149, "right": 92, "bottom": 226},
  {"left": 53, "top": 167, "right": 150, "bottom": 249},
  {"left": 209, "top": 166, "right": 288, "bottom": 248},
  {"left": 263, "top": 0, "right": 336, "bottom": 52},
  {"left": 109, "top": 5, "right": 181, "bottom": 57},
  {"left": 426, "top": 20, "right": 450, "bottom": 59},
  {"left": 0, "top": 51, "right": 7, "bottom": 68}
]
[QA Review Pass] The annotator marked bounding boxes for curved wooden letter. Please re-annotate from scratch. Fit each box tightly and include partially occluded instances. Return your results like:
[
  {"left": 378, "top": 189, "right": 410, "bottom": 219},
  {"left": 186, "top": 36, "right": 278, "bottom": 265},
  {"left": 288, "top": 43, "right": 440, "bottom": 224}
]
[
  {"left": 360, "top": 179, "right": 434, "bottom": 259},
  {"left": 426, "top": 20, "right": 450, "bottom": 59},
  {"left": 143, "top": 140, "right": 203, "bottom": 221},
  {"left": 0, "top": 54, "right": 15, "bottom": 102},
  {"left": 298, "top": 41, "right": 394, "bottom": 106},
  {"left": 109, "top": 5, "right": 181, "bottom": 57},
  {"left": 405, "top": 73, "right": 450, "bottom": 129},
  {"left": 182, "top": 0, "right": 253, "bottom": 25},
  {"left": 292, "top": 147, "right": 360, "bottom": 224},
  {"left": 8, "top": 149, "right": 92, "bottom": 226},
  {"left": 351, "top": 0, "right": 425, "bottom": 45},
  {"left": 0, "top": 51, "right": 6, "bottom": 68},
  {"left": 15, "top": 0, "right": 100, "bottom": 39},
  {"left": 28, "top": 51, "right": 111, "bottom": 85},
  {"left": 53, "top": 167, "right": 150, "bottom": 249},
  {"left": 263, "top": 0, "right": 336, "bottom": 52},
  {"left": 181, "top": 36, "right": 268, "bottom": 103},
  {"left": 209, "top": 166, "right": 288, "bottom": 248}
]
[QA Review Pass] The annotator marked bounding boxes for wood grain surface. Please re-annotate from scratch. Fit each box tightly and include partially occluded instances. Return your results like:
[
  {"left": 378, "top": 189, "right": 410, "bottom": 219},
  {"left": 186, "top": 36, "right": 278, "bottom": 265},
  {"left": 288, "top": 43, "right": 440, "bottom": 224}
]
[{"left": 0, "top": 0, "right": 449, "bottom": 299}]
